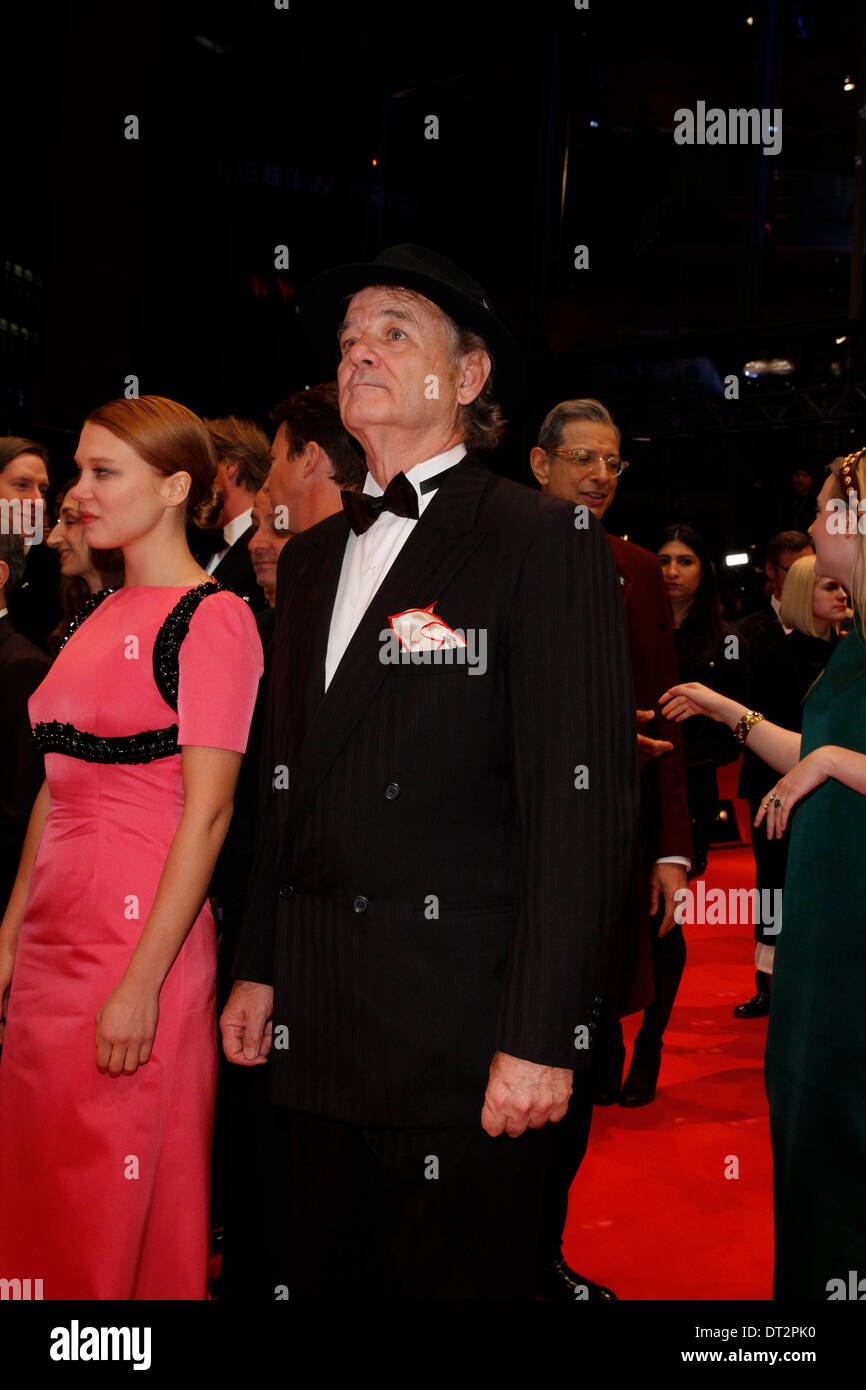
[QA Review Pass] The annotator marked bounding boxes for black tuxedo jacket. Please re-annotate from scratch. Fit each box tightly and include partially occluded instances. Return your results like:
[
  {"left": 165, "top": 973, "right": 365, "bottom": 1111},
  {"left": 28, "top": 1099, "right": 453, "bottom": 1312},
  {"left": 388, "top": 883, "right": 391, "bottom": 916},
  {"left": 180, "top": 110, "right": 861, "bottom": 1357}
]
[
  {"left": 736, "top": 603, "right": 786, "bottom": 803},
  {"left": 0, "top": 615, "right": 51, "bottom": 909},
  {"left": 233, "top": 456, "right": 639, "bottom": 1126},
  {"left": 211, "top": 526, "right": 267, "bottom": 613}
]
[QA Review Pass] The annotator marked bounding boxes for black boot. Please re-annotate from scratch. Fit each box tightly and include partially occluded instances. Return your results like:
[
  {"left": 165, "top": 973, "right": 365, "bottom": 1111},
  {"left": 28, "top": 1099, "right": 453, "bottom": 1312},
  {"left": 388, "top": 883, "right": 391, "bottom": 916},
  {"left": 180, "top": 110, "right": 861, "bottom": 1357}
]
[
  {"left": 620, "top": 1029, "right": 662, "bottom": 1107},
  {"left": 620, "top": 925, "right": 686, "bottom": 1106},
  {"left": 733, "top": 971, "right": 771, "bottom": 1019}
]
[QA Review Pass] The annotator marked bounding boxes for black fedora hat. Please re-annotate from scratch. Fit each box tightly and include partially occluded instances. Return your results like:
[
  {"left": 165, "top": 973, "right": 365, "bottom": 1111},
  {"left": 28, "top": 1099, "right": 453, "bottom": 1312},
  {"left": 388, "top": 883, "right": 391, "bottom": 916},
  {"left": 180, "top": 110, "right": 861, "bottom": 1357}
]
[{"left": 300, "top": 243, "right": 522, "bottom": 402}]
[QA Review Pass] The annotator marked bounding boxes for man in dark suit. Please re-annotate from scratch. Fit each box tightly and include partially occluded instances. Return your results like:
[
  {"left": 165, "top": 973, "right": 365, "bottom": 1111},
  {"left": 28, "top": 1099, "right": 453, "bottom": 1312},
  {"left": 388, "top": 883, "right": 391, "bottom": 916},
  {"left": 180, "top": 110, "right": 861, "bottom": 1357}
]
[
  {"left": 734, "top": 529, "right": 813, "bottom": 1017},
  {"left": 0, "top": 437, "right": 60, "bottom": 651},
  {"left": 197, "top": 415, "right": 270, "bottom": 612},
  {"left": 220, "top": 245, "right": 638, "bottom": 1300},
  {"left": 530, "top": 398, "right": 692, "bottom": 1299},
  {"left": 0, "top": 532, "right": 51, "bottom": 915},
  {"left": 211, "top": 383, "right": 367, "bottom": 1299}
]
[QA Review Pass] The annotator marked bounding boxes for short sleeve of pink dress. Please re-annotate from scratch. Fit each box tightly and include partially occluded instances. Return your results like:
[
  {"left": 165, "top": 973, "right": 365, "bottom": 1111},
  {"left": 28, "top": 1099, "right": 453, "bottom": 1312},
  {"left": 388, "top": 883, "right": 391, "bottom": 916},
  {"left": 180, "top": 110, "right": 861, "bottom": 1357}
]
[{"left": 177, "top": 589, "right": 264, "bottom": 751}]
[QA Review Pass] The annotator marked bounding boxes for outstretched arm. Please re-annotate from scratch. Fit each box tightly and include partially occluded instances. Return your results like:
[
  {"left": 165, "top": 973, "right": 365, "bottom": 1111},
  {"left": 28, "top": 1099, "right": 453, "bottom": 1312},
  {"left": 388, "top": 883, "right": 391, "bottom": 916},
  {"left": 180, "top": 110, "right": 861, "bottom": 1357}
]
[{"left": 659, "top": 683, "right": 801, "bottom": 775}]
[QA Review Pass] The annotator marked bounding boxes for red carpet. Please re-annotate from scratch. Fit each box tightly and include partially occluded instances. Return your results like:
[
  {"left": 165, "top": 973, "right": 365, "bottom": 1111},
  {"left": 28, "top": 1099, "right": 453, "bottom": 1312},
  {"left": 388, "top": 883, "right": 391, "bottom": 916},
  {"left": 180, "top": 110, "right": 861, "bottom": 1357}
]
[{"left": 563, "top": 761, "right": 774, "bottom": 1299}]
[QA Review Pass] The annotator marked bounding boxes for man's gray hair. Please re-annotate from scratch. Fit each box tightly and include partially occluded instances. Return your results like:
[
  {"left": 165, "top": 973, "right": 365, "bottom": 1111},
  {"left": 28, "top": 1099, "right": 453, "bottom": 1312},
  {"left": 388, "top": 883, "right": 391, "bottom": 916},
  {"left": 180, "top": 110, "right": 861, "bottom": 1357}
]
[
  {"left": 537, "top": 398, "right": 621, "bottom": 453},
  {"left": 0, "top": 530, "right": 27, "bottom": 597},
  {"left": 441, "top": 316, "right": 505, "bottom": 453}
]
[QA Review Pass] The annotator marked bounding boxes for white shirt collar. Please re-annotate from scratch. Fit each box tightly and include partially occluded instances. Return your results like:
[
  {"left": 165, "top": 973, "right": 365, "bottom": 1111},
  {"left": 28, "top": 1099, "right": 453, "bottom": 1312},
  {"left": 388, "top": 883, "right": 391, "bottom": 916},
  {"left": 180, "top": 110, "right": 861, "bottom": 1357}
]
[
  {"left": 0, "top": 608, "right": 7, "bottom": 621},
  {"left": 770, "top": 593, "right": 793, "bottom": 634},
  {"left": 362, "top": 444, "right": 467, "bottom": 515},
  {"left": 222, "top": 507, "right": 253, "bottom": 548}
]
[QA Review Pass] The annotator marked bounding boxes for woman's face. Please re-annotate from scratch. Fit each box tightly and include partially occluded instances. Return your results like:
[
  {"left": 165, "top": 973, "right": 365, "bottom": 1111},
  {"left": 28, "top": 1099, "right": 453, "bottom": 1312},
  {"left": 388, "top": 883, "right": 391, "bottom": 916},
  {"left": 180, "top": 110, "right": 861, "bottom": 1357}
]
[
  {"left": 808, "top": 476, "right": 858, "bottom": 587},
  {"left": 68, "top": 422, "right": 187, "bottom": 550},
  {"left": 657, "top": 541, "right": 702, "bottom": 604},
  {"left": 46, "top": 493, "right": 94, "bottom": 577},
  {"left": 812, "top": 574, "right": 848, "bottom": 627}
]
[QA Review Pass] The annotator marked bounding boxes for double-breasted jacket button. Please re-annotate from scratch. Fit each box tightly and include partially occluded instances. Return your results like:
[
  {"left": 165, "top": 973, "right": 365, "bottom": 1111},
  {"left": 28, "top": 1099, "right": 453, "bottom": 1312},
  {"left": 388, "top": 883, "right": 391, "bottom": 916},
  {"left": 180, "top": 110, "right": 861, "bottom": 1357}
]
[
  {"left": 384, "top": 782, "right": 401, "bottom": 800},
  {"left": 278, "top": 883, "right": 295, "bottom": 899},
  {"left": 353, "top": 895, "right": 370, "bottom": 914}
]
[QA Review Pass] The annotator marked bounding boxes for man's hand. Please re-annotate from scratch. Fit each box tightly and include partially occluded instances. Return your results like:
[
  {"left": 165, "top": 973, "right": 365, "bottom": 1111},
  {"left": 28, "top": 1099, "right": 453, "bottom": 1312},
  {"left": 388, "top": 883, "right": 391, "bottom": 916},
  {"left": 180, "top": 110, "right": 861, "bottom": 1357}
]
[
  {"left": 220, "top": 980, "right": 274, "bottom": 1065},
  {"left": 649, "top": 861, "right": 688, "bottom": 938},
  {"left": 481, "top": 1050, "right": 572, "bottom": 1137},
  {"left": 637, "top": 708, "right": 673, "bottom": 767}
]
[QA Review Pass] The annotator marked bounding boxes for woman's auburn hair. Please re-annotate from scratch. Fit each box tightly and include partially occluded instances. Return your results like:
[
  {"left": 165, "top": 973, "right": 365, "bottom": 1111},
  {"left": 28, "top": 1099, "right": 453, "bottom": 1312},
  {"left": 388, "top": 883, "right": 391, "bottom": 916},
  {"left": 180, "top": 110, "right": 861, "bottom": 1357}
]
[{"left": 85, "top": 395, "right": 218, "bottom": 526}]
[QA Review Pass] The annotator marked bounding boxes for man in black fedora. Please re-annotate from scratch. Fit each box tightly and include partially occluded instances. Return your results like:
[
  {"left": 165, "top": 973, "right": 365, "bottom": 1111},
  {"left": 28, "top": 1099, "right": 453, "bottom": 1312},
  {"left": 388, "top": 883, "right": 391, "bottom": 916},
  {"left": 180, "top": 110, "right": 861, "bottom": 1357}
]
[{"left": 221, "top": 244, "right": 638, "bottom": 1299}]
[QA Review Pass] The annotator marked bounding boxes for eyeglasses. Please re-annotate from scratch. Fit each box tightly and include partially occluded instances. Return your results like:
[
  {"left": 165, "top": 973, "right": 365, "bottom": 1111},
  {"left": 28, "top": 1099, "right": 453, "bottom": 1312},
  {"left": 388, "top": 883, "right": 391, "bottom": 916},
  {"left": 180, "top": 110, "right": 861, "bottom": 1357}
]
[{"left": 546, "top": 448, "right": 629, "bottom": 478}]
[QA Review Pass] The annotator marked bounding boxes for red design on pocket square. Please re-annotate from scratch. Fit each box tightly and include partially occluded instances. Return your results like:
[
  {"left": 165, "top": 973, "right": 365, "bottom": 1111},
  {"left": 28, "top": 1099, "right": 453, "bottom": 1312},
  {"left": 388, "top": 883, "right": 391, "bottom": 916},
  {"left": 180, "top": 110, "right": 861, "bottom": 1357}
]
[{"left": 388, "top": 603, "right": 468, "bottom": 652}]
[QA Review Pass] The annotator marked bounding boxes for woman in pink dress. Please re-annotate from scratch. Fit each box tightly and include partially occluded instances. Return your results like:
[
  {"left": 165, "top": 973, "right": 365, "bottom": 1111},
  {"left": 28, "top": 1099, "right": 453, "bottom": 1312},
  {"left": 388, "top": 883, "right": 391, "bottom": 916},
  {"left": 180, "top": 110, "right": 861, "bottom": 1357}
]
[{"left": 0, "top": 395, "right": 263, "bottom": 1299}]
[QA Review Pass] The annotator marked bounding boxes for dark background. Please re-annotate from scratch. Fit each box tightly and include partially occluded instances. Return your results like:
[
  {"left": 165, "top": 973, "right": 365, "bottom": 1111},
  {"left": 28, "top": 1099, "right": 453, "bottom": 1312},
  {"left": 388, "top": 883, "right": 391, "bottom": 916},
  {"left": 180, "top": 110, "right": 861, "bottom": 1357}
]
[{"left": 3, "top": 0, "right": 866, "bottom": 607}]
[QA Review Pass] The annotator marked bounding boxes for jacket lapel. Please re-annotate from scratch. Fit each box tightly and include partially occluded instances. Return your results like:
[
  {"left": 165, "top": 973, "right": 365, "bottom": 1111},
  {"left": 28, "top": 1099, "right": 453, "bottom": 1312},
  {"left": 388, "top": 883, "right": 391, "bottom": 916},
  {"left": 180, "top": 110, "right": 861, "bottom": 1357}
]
[{"left": 283, "top": 456, "right": 493, "bottom": 847}]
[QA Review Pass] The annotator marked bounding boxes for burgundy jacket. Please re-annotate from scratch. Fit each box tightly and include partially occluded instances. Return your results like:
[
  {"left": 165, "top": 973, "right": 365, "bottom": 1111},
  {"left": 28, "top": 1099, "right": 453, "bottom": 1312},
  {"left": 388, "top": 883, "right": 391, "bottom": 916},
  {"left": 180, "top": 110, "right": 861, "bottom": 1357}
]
[{"left": 606, "top": 536, "right": 693, "bottom": 1017}]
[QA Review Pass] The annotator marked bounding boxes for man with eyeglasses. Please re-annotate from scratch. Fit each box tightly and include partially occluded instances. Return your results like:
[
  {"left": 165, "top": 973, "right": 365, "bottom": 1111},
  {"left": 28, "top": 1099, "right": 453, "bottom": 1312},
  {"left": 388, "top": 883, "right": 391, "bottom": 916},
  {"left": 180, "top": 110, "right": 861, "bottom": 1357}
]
[{"left": 530, "top": 397, "right": 693, "bottom": 1302}]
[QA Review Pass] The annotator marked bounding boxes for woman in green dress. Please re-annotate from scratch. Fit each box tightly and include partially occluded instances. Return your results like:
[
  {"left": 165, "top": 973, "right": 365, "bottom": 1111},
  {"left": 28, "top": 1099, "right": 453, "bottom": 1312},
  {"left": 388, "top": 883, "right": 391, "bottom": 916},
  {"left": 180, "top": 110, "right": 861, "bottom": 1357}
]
[{"left": 659, "top": 447, "right": 866, "bottom": 1301}]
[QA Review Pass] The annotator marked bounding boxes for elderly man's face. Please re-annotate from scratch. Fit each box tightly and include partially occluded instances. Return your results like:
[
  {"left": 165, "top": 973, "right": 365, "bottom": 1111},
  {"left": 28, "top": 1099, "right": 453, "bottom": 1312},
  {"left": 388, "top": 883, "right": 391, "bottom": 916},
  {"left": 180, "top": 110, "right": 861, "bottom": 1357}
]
[{"left": 337, "top": 286, "right": 462, "bottom": 441}]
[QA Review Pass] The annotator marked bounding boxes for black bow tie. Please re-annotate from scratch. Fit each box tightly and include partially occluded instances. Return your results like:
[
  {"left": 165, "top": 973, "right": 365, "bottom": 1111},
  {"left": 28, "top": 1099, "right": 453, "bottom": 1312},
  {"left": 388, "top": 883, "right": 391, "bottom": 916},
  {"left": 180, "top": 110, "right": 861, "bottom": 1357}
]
[{"left": 342, "top": 471, "right": 420, "bottom": 536}]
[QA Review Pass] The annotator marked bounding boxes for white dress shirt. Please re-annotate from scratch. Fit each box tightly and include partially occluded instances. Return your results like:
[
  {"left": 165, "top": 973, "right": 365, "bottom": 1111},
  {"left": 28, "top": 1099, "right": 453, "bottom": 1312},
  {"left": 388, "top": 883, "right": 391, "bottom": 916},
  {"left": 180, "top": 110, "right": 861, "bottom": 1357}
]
[
  {"left": 325, "top": 444, "right": 467, "bottom": 689},
  {"left": 771, "top": 593, "right": 793, "bottom": 635},
  {"left": 205, "top": 506, "right": 253, "bottom": 575}
]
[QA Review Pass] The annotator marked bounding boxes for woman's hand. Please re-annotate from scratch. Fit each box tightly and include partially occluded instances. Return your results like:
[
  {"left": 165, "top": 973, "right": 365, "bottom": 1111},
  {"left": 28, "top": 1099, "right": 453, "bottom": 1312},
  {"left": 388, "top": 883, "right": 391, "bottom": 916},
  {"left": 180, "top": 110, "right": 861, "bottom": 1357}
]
[
  {"left": 659, "top": 682, "right": 739, "bottom": 726},
  {"left": 0, "top": 946, "right": 15, "bottom": 1047},
  {"left": 753, "top": 748, "right": 830, "bottom": 839},
  {"left": 95, "top": 980, "right": 160, "bottom": 1077}
]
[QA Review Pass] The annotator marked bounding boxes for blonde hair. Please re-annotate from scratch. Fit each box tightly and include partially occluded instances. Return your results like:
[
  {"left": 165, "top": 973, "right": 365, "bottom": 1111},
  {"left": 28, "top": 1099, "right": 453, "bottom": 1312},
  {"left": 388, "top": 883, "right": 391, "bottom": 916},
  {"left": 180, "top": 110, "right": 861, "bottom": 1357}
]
[
  {"left": 781, "top": 552, "right": 846, "bottom": 638},
  {"left": 828, "top": 450, "right": 866, "bottom": 625},
  {"left": 780, "top": 555, "right": 820, "bottom": 636}
]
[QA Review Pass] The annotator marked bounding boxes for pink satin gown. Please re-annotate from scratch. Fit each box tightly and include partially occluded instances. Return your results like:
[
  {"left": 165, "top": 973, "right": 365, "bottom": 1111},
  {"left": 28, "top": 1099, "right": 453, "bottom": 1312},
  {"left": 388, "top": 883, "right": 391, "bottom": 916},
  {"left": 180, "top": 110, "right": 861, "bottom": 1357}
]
[{"left": 0, "top": 583, "right": 263, "bottom": 1299}]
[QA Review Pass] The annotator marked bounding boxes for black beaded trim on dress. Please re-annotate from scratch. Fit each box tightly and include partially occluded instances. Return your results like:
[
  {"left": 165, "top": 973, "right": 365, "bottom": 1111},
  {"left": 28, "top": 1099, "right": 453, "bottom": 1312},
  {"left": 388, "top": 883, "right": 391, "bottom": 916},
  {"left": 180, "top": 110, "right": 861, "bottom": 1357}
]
[
  {"left": 38, "top": 581, "right": 223, "bottom": 764},
  {"left": 152, "top": 582, "right": 224, "bottom": 710},
  {"left": 57, "top": 587, "right": 118, "bottom": 652},
  {"left": 32, "top": 720, "right": 180, "bottom": 763}
]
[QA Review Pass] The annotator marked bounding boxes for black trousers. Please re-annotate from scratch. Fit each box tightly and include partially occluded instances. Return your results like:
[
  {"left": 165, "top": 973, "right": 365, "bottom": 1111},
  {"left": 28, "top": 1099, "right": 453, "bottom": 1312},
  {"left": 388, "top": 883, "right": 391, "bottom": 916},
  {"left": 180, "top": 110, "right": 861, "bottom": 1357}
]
[
  {"left": 534, "top": 928, "right": 687, "bottom": 1275},
  {"left": 747, "top": 792, "right": 789, "bottom": 948},
  {"left": 266, "top": 1106, "right": 553, "bottom": 1300},
  {"left": 534, "top": 1058, "right": 600, "bottom": 1273}
]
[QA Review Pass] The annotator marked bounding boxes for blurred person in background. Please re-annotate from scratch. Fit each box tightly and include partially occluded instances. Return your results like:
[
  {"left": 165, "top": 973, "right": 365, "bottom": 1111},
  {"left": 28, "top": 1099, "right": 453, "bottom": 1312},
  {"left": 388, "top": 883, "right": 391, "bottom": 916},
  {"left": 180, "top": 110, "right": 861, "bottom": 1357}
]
[
  {"left": 0, "top": 436, "right": 60, "bottom": 649},
  {"left": 199, "top": 415, "right": 271, "bottom": 611},
  {"left": 45, "top": 478, "right": 124, "bottom": 654},
  {"left": 775, "top": 465, "right": 819, "bottom": 536},
  {"left": 732, "top": 555, "right": 845, "bottom": 1018},
  {"left": 735, "top": 530, "right": 815, "bottom": 1017},
  {"left": 0, "top": 532, "right": 50, "bottom": 917},
  {"left": 656, "top": 524, "right": 746, "bottom": 878}
]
